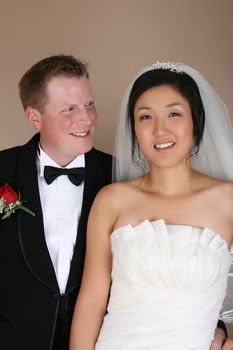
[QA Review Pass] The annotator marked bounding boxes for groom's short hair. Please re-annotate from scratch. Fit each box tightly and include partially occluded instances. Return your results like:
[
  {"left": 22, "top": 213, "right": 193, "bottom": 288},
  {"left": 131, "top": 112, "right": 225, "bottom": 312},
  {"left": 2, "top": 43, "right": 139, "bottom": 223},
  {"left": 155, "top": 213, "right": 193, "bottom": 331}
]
[{"left": 19, "top": 54, "right": 89, "bottom": 112}]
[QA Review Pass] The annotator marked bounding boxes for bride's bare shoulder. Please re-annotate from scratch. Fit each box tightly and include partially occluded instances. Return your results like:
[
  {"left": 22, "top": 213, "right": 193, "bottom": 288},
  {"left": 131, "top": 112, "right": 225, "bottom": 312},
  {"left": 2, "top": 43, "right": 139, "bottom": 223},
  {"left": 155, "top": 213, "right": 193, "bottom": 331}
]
[
  {"left": 199, "top": 175, "right": 233, "bottom": 210},
  {"left": 195, "top": 172, "right": 233, "bottom": 192},
  {"left": 208, "top": 177, "right": 233, "bottom": 194},
  {"left": 216, "top": 179, "right": 233, "bottom": 200},
  {"left": 89, "top": 178, "right": 143, "bottom": 227},
  {"left": 95, "top": 177, "right": 143, "bottom": 203}
]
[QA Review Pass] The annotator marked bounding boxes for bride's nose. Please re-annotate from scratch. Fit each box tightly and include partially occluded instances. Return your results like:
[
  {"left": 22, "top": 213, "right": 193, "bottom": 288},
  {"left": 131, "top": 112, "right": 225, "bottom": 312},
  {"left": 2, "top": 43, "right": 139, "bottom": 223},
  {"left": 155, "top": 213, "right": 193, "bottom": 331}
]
[{"left": 152, "top": 117, "right": 168, "bottom": 135}]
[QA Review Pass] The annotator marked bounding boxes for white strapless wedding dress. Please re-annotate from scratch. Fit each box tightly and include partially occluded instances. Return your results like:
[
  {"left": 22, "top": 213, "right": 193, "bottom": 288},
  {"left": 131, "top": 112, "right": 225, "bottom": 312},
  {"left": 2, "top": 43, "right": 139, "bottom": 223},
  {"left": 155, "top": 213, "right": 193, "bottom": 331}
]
[{"left": 95, "top": 219, "right": 232, "bottom": 350}]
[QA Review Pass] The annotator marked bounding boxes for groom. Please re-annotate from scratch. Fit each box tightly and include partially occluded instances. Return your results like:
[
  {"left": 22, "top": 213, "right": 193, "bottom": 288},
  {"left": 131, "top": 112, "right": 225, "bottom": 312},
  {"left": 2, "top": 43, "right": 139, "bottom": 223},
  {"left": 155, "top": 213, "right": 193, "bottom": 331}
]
[{"left": 0, "top": 54, "right": 112, "bottom": 350}]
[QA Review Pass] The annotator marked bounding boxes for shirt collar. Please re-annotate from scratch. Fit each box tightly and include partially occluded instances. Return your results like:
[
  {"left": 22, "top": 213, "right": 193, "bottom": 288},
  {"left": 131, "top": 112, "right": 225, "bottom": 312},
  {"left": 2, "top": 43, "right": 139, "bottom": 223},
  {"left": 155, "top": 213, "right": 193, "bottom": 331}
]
[{"left": 37, "top": 144, "right": 85, "bottom": 178}]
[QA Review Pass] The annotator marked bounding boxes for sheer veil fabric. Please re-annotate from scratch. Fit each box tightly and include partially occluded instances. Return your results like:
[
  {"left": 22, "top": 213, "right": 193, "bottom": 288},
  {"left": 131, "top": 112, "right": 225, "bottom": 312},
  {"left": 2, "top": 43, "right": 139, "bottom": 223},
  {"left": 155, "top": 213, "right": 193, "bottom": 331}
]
[{"left": 113, "top": 62, "right": 233, "bottom": 322}]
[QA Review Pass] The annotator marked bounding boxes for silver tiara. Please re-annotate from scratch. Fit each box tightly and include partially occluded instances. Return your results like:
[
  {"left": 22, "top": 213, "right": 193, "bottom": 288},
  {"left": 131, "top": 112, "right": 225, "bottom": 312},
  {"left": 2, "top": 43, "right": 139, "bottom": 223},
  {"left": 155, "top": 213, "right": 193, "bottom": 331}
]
[{"left": 152, "top": 60, "right": 183, "bottom": 73}]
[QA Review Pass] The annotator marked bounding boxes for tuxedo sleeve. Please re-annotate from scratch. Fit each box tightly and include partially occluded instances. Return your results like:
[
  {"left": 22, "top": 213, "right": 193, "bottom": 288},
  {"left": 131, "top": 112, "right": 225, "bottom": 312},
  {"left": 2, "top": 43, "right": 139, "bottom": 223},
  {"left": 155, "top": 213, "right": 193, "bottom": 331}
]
[{"left": 217, "top": 319, "right": 227, "bottom": 336}]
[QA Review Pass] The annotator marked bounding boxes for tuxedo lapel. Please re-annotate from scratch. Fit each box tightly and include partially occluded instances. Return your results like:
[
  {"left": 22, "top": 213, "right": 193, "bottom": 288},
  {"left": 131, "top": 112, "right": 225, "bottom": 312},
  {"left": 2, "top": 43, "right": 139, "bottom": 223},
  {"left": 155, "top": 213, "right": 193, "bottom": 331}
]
[
  {"left": 15, "top": 138, "right": 111, "bottom": 294},
  {"left": 66, "top": 148, "right": 111, "bottom": 293},
  {"left": 16, "top": 135, "right": 59, "bottom": 292}
]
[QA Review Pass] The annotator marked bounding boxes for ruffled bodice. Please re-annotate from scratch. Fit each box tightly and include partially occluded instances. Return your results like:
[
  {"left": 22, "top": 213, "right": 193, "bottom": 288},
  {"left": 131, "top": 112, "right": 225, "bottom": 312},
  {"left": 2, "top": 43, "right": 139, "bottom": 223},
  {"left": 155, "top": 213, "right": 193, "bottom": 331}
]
[{"left": 95, "top": 219, "right": 232, "bottom": 350}]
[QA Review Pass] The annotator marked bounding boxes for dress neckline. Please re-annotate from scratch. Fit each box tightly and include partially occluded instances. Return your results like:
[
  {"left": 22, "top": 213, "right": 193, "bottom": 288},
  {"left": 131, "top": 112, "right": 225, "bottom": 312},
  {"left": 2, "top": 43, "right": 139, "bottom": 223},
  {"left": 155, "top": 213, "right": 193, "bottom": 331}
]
[{"left": 111, "top": 218, "right": 230, "bottom": 251}]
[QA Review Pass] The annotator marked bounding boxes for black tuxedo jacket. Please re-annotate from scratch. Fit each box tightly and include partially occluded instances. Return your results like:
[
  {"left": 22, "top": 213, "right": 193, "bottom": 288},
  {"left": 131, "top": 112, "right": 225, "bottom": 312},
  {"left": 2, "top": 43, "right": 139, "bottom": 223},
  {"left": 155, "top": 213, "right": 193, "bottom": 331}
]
[{"left": 0, "top": 133, "right": 112, "bottom": 350}]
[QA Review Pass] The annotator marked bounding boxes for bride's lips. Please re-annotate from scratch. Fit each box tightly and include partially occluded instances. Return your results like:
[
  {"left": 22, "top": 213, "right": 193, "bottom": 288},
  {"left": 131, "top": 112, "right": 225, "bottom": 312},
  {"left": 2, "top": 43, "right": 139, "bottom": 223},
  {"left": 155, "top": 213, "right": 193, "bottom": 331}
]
[{"left": 153, "top": 141, "right": 175, "bottom": 150}]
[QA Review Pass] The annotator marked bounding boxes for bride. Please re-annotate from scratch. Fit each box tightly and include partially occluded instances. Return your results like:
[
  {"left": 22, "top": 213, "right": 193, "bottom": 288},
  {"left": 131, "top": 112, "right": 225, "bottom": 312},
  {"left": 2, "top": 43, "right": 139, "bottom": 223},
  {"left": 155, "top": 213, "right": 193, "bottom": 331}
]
[{"left": 70, "top": 61, "right": 233, "bottom": 349}]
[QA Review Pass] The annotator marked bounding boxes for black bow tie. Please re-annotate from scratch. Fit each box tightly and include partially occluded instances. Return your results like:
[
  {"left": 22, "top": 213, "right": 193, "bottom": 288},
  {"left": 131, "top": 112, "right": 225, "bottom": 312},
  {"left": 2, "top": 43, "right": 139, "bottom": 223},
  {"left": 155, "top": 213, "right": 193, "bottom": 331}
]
[{"left": 44, "top": 166, "right": 85, "bottom": 186}]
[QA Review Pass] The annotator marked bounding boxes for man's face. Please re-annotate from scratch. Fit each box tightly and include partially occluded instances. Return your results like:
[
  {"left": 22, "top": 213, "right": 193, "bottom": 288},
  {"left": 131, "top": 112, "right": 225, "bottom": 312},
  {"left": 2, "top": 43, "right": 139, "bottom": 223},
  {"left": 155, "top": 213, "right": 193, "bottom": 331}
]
[{"left": 28, "top": 75, "right": 97, "bottom": 166}]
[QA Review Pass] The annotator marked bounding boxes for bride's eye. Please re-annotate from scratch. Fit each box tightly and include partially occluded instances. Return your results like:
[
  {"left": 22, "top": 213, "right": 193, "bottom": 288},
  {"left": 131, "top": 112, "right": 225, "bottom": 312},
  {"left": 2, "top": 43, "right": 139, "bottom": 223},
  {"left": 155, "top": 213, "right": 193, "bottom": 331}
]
[
  {"left": 140, "top": 114, "right": 152, "bottom": 120},
  {"left": 169, "top": 112, "right": 181, "bottom": 118}
]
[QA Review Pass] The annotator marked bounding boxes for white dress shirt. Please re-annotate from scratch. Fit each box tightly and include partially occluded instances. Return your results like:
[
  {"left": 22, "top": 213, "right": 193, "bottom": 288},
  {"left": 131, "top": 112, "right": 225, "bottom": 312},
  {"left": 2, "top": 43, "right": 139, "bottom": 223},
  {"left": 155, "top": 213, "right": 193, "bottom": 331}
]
[{"left": 37, "top": 146, "right": 84, "bottom": 293}]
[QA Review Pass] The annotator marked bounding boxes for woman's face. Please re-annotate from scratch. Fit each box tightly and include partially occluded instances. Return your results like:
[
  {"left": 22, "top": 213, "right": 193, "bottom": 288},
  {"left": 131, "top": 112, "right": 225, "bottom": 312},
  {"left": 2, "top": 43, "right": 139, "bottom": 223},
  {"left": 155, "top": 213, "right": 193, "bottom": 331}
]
[{"left": 134, "top": 84, "right": 193, "bottom": 169}]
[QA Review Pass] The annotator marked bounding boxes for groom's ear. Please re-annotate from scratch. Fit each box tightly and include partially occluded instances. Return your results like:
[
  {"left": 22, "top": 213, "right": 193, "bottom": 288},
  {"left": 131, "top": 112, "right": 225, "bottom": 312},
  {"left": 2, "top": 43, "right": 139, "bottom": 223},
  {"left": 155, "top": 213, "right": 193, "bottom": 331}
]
[{"left": 26, "top": 107, "right": 42, "bottom": 131}]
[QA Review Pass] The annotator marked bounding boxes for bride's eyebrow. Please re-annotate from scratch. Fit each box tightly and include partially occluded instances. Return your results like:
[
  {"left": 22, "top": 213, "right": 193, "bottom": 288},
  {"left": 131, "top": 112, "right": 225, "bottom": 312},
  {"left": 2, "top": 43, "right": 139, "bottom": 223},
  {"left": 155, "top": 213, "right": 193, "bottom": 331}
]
[
  {"left": 166, "top": 102, "right": 183, "bottom": 107},
  {"left": 135, "top": 106, "right": 151, "bottom": 111}
]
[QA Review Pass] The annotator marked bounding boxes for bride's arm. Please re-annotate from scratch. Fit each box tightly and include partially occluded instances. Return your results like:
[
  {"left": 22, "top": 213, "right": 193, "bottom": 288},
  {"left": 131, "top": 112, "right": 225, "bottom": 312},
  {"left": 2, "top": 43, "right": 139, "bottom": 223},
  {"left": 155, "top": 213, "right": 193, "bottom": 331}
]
[
  {"left": 210, "top": 327, "right": 227, "bottom": 350},
  {"left": 69, "top": 186, "right": 116, "bottom": 350},
  {"left": 210, "top": 186, "right": 233, "bottom": 350},
  {"left": 222, "top": 338, "right": 233, "bottom": 350}
]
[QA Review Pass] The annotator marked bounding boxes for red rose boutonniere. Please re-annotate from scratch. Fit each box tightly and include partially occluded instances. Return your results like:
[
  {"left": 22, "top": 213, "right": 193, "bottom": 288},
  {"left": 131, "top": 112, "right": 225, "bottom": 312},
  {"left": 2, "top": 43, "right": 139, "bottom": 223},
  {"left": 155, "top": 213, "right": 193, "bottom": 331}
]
[{"left": 0, "top": 183, "right": 35, "bottom": 219}]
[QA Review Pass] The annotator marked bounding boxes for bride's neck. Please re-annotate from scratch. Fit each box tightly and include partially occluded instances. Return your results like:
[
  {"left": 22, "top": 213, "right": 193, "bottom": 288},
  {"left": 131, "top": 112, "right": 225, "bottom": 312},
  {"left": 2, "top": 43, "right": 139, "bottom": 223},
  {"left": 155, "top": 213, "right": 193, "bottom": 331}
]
[{"left": 143, "top": 165, "right": 195, "bottom": 197}]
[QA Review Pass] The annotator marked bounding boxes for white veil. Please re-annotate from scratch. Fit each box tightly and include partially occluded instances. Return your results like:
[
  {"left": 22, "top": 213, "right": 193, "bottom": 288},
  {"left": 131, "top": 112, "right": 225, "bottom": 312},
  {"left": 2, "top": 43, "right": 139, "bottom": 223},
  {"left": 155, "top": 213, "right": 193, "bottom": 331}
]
[
  {"left": 113, "top": 62, "right": 233, "bottom": 182},
  {"left": 113, "top": 61, "right": 233, "bottom": 322}
]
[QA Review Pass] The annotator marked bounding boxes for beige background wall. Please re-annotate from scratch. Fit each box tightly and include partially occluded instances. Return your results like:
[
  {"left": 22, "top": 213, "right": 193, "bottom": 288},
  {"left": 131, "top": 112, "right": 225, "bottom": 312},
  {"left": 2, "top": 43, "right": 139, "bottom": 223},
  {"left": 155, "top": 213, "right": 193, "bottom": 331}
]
[
  {"left": 0, "top": 0, "right": 233, "bottom": 336},
  {"left": 0, "top": 0, "right": 232, "bottom": 154}
]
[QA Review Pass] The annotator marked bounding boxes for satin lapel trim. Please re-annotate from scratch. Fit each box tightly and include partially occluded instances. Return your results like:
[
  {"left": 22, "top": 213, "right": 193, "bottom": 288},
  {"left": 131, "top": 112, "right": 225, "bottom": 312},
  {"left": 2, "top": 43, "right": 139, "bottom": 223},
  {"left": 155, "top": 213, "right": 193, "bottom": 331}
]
[
  {"left": 16, "top": 136, "right": 59, "bottom": 292},
  {"left": 66, "top": 149, "right": 107, "bottom": 292}
]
